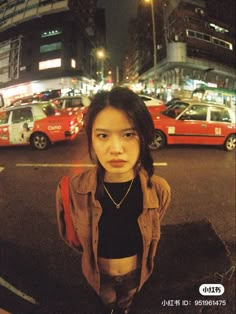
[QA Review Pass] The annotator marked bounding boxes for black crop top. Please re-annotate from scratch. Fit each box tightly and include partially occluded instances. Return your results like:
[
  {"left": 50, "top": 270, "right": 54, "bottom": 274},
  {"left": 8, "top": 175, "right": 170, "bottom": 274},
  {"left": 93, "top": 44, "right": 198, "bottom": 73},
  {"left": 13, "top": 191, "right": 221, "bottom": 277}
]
[{"left": 97, "top": 176, "right": 143, "bottom": 258}]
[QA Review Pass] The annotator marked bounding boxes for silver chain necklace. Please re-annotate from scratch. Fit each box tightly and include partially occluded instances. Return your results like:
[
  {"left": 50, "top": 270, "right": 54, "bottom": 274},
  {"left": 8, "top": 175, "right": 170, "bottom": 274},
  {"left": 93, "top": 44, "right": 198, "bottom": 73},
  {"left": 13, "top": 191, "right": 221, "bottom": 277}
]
[{"left": 103, "top": 179, "right": 134, "bottom": 209}]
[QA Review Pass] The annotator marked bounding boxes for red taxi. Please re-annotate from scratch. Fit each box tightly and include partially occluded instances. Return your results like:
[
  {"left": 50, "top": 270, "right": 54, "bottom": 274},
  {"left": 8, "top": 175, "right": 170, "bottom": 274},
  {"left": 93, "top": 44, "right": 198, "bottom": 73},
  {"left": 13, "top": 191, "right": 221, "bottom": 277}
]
[
  {"left": 0, "top": 102, "right": 82, "bottom": 150},
  {"left": 150, "top": 101, "right": 236, "bottom": 151},
  {"left": 52, "top": 95, "right": 91, "bottom": 120}
]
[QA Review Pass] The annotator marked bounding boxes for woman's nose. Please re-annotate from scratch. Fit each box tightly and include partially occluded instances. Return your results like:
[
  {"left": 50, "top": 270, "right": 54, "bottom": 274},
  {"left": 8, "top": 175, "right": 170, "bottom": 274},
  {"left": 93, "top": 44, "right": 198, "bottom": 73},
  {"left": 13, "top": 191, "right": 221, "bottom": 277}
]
[{"left": 110, "top": 136, "right": 123, "bottom": 154}]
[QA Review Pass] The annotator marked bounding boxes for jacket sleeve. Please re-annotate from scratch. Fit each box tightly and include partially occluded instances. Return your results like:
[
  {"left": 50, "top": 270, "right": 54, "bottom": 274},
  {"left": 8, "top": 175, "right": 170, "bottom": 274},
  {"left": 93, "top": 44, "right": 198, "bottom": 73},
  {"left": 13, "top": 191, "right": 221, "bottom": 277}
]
[
  {"left": 156, "top": 178, "right": 171, "bottom": 222},
  {"left": 56, "top": 181, "right": 83, "bottom": 253}
]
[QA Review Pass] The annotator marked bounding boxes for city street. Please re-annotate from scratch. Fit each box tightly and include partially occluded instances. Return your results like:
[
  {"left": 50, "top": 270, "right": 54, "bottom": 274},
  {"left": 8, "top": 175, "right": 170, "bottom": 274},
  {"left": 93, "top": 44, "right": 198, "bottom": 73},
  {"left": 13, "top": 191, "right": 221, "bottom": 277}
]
[{"left": 0, "top": 131, "right": 235, "bottom": 314}]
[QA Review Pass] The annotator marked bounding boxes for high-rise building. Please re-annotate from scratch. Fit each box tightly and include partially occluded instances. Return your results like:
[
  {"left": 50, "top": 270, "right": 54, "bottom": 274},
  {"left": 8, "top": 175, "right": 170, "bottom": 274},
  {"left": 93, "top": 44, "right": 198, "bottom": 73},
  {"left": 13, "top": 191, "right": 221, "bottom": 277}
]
[
  {"left": 123, "top": 19, "right": 139, "bottom": 87},
  {"left": 0, "top": 0, "right": 102, "bottom": 103},
  {"left": 126, "top": 0, "right": 235, "bottom": 101}
]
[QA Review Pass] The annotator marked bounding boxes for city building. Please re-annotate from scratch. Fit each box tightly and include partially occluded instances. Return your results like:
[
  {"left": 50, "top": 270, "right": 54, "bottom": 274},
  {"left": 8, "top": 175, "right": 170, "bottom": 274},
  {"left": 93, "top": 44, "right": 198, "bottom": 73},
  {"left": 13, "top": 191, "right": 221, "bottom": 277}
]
[
  {"left": 0, "top": 0, "right": 104, "bottom": 104},
  {"left": 123, "top": 19, "right": 140, "bottom": 89},
  {"left": 125, "top": 0, "right": 236, "bottom": 102}
]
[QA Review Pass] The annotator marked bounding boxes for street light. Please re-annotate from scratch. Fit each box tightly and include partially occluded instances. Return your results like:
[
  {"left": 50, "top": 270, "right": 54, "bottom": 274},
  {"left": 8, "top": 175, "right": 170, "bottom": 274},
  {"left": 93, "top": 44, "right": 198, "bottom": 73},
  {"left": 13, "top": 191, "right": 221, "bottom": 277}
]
[
  {"left": 96, "top": 49, "right": 105, "bottom": 86},
  {"left": 145, "top": 0, "right": 157, "bottom": 95}
]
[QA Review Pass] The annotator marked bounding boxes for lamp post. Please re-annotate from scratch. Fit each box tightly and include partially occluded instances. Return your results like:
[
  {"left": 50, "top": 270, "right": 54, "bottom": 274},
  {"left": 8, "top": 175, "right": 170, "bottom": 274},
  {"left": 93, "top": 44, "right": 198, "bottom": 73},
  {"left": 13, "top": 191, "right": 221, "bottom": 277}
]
[
  {"left": 145, "top": 0, "right": 157, "bottom": 96},
  {"left": 96, "top": 49, "right": 105, "bottom": 86}
]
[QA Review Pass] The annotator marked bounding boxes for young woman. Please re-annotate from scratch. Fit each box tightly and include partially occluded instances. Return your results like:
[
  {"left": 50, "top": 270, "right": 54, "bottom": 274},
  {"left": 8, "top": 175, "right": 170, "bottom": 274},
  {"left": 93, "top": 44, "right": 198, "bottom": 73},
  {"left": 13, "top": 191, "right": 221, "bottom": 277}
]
[{"left": 56, "top": 87, "right": 171, "bottom": 314}]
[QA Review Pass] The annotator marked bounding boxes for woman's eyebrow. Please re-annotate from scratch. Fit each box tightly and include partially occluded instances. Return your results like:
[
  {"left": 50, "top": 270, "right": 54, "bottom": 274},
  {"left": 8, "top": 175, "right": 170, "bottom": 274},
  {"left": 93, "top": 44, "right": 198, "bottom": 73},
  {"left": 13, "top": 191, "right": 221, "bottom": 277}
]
[
  {"left": 94, "top": 128, "right": 136, "bottom": 132},
  {"left": 94, "top": 128, "right": 110, "bottom": 132}
]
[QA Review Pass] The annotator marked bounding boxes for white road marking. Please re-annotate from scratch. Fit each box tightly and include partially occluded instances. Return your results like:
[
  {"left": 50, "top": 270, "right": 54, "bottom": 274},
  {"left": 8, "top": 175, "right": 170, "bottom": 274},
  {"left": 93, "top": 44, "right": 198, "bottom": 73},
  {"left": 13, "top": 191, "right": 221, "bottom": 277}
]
[
  {"left": 153, "top": 162, "right": 168, "bottom": 166},
  {"left": 0, "top": 277, "right": 39, "bottom": 305},
  {"left": 16, "top": 163, "right": 96, "bottom": 167},
  {"left": 0, "top": 167, "right": 4, "bottom": 172},
  {"left": 16, "top": 162, "right": 167, "bottom": 167}
]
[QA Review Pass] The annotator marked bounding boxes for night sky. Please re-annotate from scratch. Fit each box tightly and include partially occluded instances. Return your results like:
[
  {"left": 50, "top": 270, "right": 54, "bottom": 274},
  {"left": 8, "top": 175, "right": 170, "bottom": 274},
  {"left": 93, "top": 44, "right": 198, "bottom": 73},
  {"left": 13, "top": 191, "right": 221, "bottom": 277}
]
[
  {"left": 97, "top": 0, "right": 137, "bottom": 67},
  {"left": 205, "top": 0, "right": 235, "bottom": 25}
]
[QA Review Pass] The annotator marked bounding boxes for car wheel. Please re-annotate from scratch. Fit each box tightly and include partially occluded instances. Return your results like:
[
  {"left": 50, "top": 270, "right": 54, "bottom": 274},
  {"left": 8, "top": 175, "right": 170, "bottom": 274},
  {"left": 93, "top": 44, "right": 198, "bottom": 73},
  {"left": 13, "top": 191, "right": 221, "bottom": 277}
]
[
  {"left": 224, "top": 134, "right": 236, "bottom": 151},
  {"left": 30, "top": 132, "right": 50, "bottom": 150},
  {"left": 149, "top": 130, "right": 166, "bottom": 150}
]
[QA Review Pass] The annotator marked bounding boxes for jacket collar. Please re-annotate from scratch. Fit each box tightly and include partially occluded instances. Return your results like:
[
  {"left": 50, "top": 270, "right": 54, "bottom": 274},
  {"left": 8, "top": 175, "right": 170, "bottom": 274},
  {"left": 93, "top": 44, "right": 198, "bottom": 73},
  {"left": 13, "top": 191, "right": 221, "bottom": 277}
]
[
  {"left": 75, "top": 166, "right": 159, "bottom": 208},
  {"left": 75, "top": 166, "right": 98, "bottom": 194}
]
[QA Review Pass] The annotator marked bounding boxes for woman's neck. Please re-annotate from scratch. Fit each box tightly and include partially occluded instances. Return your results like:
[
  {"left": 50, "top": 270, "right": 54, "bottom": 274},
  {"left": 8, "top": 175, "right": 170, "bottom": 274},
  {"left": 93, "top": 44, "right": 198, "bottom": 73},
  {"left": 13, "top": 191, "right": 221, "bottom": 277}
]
[{"left": 104, "top": 170, "right": 135, "bottom": 183}]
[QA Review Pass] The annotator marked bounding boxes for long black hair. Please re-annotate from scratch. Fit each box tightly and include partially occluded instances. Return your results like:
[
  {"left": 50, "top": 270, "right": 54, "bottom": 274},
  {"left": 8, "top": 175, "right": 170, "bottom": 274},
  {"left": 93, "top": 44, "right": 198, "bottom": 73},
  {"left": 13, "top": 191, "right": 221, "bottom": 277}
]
[{"left": 84, "top": 87, "right": 155, "bottom": 197}]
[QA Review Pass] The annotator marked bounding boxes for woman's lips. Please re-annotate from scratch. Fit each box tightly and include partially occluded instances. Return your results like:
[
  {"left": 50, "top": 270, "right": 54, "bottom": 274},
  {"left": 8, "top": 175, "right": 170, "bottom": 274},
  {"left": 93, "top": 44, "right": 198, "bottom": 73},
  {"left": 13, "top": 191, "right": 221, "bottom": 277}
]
[{"left": 108, "top": 160, "right": 127, "bottom": 167}]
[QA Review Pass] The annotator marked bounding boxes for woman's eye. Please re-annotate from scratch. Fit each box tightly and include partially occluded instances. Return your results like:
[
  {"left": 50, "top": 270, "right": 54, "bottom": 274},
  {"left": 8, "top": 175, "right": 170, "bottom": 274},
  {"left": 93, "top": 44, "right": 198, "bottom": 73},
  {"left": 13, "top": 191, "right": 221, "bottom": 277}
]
[
  {"left": 97, "top": 133, "right": 108, "bottom": 139},
  {"left": 123, "top": 132, "right": 137, "bottom": 138}
]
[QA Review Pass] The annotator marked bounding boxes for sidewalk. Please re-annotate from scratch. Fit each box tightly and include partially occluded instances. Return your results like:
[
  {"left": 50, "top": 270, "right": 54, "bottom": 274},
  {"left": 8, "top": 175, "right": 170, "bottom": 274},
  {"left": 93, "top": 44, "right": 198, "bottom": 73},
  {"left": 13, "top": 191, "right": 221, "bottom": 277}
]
[{"left": 1, "top": 220, "right": 235, "bottom": 314}]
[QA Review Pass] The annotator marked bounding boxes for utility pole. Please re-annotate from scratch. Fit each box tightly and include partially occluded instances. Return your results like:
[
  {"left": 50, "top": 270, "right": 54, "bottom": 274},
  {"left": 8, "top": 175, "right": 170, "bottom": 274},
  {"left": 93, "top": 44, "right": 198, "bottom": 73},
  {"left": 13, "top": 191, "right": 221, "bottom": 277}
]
[
  {"left": 116, "top": 66, "right": 119, "bottom": 85},
  {"left": 150, "top": 0, "right": 157, "bottom": 95},
  {"left": 145, "top": 0, "right": 157, "bottom": 95}
]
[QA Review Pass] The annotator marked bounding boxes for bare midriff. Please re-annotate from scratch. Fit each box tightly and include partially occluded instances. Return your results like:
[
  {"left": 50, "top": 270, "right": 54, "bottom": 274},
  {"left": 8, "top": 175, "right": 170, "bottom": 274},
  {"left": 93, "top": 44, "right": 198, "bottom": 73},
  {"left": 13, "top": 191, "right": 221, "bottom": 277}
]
[{"left": 98, "top": 254, "right": 141, "bottom": 276}]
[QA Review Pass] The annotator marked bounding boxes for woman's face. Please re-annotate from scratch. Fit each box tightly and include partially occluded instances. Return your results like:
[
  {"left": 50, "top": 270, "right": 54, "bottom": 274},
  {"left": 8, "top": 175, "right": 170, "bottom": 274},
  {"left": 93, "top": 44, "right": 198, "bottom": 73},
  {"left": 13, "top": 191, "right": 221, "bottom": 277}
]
[{"left": 92, "top": 106, "right": 140, "bottom": 181}]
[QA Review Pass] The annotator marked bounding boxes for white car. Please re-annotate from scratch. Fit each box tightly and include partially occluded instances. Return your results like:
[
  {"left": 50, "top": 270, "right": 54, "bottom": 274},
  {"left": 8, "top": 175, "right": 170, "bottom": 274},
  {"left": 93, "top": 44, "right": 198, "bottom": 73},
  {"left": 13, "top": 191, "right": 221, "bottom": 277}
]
[
  {"left": 139, "top": 95, "right": 164, "bottom": 107},
  {"left": 138, "top": 95, "right": 166, "bottom": 114}
]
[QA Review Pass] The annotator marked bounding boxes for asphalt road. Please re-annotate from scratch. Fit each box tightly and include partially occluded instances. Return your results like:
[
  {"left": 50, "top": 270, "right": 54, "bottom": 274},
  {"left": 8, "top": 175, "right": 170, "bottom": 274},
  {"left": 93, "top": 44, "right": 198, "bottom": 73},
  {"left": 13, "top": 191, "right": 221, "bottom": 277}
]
[{"left": 0, "top": 132, "right": 235, "bottom": 314}]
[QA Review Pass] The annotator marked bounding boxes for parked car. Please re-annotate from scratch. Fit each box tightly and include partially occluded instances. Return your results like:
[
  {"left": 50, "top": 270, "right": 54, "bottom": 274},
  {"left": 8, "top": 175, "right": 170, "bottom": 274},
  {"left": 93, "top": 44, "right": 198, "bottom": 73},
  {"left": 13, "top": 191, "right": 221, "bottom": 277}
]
[
  {"left": 138, "top": 94, "right": 166, "bottom": 115},
  {"left": 150, "top": 100, "right": 236, "bottom": 151},
  {"left": 9, "top": 90, "right": 62, "bottom": 107},
  {"left": 0, "top": 102, "right": 82, "bottom": 150}
]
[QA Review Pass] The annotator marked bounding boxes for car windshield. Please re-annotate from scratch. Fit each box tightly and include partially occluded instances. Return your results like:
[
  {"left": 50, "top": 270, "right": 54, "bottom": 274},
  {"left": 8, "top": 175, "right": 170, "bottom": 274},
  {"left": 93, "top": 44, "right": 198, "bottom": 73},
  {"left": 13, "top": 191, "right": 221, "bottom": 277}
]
[
  {"left": 41, "top": 103, "right": 57, "bottom": 116},
  {"left": 162, "top": 102, "right": 189, "bottom": 118}
]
